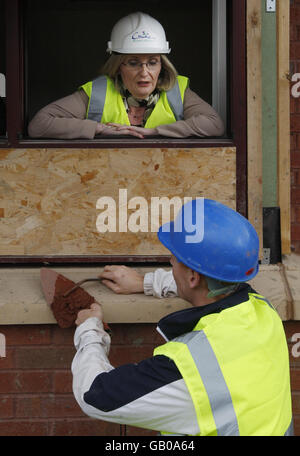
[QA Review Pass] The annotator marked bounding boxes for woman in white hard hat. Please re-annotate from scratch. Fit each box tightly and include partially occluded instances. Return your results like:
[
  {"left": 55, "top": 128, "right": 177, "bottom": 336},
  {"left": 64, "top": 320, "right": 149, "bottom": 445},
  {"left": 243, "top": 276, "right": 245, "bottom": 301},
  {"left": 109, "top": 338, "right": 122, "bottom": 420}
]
[{"left": 28, "top": 12, "right": 224, "bottom": 140}]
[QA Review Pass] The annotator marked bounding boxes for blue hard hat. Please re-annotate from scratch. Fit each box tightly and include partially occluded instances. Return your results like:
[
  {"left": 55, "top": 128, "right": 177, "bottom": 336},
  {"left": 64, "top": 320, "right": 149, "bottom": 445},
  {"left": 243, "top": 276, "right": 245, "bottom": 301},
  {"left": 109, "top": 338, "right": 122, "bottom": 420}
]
[{"left": 158, "top": 198, "right": 259, "bottom": 283}]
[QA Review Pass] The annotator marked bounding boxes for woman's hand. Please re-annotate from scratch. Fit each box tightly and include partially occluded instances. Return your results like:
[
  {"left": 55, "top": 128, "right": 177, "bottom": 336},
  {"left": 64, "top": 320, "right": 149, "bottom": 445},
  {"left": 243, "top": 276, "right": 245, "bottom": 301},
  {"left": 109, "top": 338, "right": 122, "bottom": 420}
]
[
  {"left": 99, "top": 265, "right": 144, "bottom": 294},
  {"left": 106, "top": 123, "right": 156, "bottom": 138},
  {"left": 96, "top": 123, "right": 153, "bottom": 139}
]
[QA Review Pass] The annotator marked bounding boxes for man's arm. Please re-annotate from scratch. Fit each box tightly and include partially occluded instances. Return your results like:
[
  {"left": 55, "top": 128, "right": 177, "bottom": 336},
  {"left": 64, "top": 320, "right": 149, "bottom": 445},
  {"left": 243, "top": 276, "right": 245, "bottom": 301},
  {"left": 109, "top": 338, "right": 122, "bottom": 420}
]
[{"left": 71, "top": 305, "right": 199, "bottom": 434}]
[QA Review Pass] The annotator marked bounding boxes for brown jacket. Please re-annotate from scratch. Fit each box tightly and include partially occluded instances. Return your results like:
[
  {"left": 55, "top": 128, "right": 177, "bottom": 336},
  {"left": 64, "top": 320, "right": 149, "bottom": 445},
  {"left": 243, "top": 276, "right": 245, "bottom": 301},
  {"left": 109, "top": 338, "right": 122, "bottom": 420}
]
[{"left": 28, "top": 87, "right": 225, "bottom": 139}]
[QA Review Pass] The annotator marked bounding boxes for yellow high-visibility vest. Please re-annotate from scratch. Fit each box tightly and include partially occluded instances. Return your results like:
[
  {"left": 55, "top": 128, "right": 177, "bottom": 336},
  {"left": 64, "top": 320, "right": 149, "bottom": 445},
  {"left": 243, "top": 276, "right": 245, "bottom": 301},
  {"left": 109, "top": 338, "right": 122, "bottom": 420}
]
[
  {"left": 154, "top": 292, "right": 293, "bottom": 436},
  {"left": 80, "top": 75, "right": 189, "bottom": 128}
]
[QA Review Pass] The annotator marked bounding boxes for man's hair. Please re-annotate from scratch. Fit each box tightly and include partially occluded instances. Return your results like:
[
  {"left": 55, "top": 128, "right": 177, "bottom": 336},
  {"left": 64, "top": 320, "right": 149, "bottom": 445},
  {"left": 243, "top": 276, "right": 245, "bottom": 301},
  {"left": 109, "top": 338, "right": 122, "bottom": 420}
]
[{"left": 100, "top": 54, "right": 178, "bottom": 92}]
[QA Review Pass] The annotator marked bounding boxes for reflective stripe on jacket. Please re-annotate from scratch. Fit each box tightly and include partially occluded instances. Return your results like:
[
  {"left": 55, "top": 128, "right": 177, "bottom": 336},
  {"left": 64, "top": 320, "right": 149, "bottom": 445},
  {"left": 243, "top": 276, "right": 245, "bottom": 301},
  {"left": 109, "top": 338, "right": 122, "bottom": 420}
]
[
  {"left": 154, "top": 292, "right": 293, "bottom": 436},
  {"left": 80, "top": 75, "right": 189, "bottom": 128}
]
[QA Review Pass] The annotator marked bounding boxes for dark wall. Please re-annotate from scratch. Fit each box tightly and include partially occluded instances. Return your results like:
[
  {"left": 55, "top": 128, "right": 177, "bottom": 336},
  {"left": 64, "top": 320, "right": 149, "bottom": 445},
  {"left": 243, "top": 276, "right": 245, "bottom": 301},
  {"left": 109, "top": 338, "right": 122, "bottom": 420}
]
[{"left": 25, "top": 0, "right": 212, "bottom": 122}]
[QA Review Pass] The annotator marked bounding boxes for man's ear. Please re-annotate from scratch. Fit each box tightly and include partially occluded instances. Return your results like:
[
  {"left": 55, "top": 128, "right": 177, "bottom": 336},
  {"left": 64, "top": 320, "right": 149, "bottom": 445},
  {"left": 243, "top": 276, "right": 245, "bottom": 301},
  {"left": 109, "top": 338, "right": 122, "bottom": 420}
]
[{"left": 189, "top": 269, "right": 202, "bottom": 289}]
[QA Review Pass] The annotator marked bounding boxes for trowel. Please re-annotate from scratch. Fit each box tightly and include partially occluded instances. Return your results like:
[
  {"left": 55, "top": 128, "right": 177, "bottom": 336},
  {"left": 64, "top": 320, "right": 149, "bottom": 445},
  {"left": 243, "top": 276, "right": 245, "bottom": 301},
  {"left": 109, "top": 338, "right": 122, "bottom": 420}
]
[{"left": 40, "top": 268, "right": 111, "bottom": 332}]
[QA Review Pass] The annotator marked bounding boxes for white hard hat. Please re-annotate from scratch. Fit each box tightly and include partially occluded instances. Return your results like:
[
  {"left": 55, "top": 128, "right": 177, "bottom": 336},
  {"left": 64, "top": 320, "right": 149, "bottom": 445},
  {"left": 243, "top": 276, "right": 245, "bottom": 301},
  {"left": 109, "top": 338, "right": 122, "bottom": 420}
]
[{"left": 107, "top": 12, "right": 171, "bottom": 54}]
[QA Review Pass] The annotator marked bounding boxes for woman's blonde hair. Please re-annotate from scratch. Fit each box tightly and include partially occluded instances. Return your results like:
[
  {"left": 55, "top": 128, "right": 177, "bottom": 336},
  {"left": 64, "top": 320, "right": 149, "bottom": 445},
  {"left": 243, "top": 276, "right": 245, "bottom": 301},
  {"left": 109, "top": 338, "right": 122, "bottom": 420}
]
[{"left": 100, "top": 54, "right": 178, "bottom": 93}]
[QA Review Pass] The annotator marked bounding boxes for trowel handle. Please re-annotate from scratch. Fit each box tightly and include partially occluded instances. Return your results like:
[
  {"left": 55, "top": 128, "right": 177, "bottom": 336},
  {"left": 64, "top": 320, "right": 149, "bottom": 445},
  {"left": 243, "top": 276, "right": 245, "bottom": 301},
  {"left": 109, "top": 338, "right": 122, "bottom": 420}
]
[{"left": 63, "top": 278, "right": 101, "bottom": 297}]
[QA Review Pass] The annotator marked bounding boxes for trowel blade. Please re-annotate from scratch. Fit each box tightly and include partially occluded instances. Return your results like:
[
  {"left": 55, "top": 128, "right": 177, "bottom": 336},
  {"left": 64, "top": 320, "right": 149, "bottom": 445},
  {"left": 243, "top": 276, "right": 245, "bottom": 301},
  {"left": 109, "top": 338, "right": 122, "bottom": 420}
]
[
  {"left": 40, "top": 268, "right": 111, "bottom": 332},
  {"left": 40, "top": 268, "right": 79, "bottom": 306},
  {"left": 40, "top": 268, "right": 59, "bottom": 306}
]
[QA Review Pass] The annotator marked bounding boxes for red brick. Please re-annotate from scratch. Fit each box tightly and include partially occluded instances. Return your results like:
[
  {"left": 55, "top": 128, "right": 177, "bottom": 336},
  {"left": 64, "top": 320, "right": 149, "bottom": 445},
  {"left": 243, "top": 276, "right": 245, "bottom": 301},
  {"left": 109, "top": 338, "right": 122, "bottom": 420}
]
[
  {"left": 16, "top": 395, "right": 83, "bottom": 418},
  {"left": 291, "top": 42, "right": 300, "bottom": 60},
  {"left": 52, "top": 326, "right": 75, "bottom": 345},
  {"left": 292, "top": 98, "right": 300, "bottom": 117},
  {"left": 291, "top": 5, "right": 300, "bottom": 25},
  {"left": 291, "top": 96, "right": 298, "bottom": 115},
  {"left": 291, "top": 114, "right": 300, "bottom": 132},
  {"left": 52, "top": 418, "right": 120, "bottom": 436},
  {"left": 291, "top": 205, "right": 300, "bottom": 224},
  {"left": 0, "top": 348, "right": 14, "bottom": 369},
  {"left": 126, "top": 425, "right": 157, "bottom": 436},
  {"left": 0, "top": 372, "right": 52, "bottom": 393},
  {"left": 0, "top": 420, "right": 49, "bottom": 436},
  {"left": 109, "top": 345, "right": 155, "bottom": 366},
  {"left": 110, "top": 323, "right": 164, "bottom": 345},
  {"left": 15, "top": 346, "right": 75, "bottom": 369},
  {"left": 291, "top": 240, "right": 300, "bottom": 253},
  {"left": 294, "top": 415, "right": 300, "bottom": 437},
  {"left": 291, "top": 223, "right": 300, "bottom": 240},
  {"left": 290, "top": 368, "right": 300, "bottom": 391},
  {"left": 292, "top": 392, "right": 300, "bottom": 414},
  {"left": 290, "top": 133, "right": 297, "bottom": 151},
  {"left": 284, "top": 321, "right": 300, "bottom": 339},
  {"left": 291, "top": 151, "right": 300, "bottom": 167},
  {"left": 291, "top": 188, "right": 300, "bottom": 204},
  {"left": 53, "top": 371, "right": 73, "bottom": 393},
  {"left": 41, "top": 396, "right": 83, "bottom": 418},
  {"left": 0, "top": 326, "right": 51, "bottom": 346},
  {"left": 291, "top": 24, "right": 298, "bottom": 41},
  {"left": 292, "top": 170, "right": 300, "bottom": 187},
  {"left": 0, "top": 397, "right": 14, "bottom": 418},
  {"left": 15, "top": 396, "right": 42, "bottom": 418}
]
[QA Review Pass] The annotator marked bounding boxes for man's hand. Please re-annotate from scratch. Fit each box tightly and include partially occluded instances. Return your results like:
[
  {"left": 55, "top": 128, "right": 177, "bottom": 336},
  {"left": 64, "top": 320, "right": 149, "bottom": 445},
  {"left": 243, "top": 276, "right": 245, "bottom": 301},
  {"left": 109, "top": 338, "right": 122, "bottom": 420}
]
[
  {"left": 75, "top": 303, "right": 103, "bottom": 326},
  {"left": 99, "top": 265, "right": 144, "bottom": 294}
]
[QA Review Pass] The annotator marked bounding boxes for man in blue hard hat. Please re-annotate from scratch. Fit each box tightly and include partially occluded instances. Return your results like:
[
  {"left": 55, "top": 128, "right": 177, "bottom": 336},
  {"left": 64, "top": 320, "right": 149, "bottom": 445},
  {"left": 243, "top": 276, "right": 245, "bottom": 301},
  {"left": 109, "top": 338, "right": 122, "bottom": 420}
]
[{"left": 72, "top": 199, "right": 293, "bottom": 436}]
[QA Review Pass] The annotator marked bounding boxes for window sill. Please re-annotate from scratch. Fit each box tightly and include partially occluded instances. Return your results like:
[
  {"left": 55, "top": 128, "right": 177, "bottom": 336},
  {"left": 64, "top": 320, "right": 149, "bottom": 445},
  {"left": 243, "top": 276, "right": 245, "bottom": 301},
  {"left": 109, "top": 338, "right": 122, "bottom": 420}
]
[
  {"left": 0, "top": 259, "right": 299, "bottom": 325},
  {"left": 1, "top": 137, "right": 234, "bottom": 149}
]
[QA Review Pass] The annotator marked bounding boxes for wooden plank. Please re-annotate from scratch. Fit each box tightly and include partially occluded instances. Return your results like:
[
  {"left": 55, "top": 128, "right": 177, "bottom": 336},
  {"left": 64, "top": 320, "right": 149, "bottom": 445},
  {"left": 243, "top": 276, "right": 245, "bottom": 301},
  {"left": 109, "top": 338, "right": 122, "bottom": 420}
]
[
  {"left": 247, "top": 0, "right": 263, "bottom": 256},
  {"left": 230, "top": 0, "right": 248, "bottom": 217},
  {"left": 277, "top": 0, "right": 291, "bottom": 254}
]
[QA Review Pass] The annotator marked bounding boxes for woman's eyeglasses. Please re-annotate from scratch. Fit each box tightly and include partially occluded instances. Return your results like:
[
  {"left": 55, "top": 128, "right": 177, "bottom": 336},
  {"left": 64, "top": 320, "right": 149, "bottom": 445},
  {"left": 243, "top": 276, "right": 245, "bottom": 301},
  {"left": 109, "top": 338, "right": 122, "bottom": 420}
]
[{"left": 122, "top": 59, "right": 161, "bottom": 72}]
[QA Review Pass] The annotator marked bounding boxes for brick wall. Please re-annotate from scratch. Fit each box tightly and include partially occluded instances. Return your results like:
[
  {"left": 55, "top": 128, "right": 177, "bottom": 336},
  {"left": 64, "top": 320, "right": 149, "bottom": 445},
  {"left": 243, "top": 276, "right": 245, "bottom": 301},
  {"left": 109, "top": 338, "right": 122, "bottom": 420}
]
[
  {"left": 0, "top": 323, "right": 162, "bottom": 436},
  {"left": 0, "top": 321, "right": 299, "bottom": 436},
  {"left": 284, "top": 321, "right": 300, "bottom": 435},
  {"left": 291, "top": 0, "right": 300, "bottom": 252}
]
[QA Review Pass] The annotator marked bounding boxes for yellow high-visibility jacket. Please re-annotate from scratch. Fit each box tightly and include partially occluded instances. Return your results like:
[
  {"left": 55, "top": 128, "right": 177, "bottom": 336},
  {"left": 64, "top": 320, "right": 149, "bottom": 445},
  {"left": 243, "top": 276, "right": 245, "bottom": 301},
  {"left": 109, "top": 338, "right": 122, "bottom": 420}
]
[
  {"left": 80, "top": 75, "right": 189, "bottom": 127},
  {"left": 154, "top": 291, "right": 293, "bottom": 436}
]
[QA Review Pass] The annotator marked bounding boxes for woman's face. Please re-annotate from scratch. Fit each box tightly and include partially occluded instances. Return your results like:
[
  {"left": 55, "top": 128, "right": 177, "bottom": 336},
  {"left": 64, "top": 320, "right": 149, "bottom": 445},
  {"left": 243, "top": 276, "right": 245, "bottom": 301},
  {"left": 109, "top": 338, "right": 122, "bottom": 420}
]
[{"left": 119, "top": 54, "right": 161, "bottom": 99}]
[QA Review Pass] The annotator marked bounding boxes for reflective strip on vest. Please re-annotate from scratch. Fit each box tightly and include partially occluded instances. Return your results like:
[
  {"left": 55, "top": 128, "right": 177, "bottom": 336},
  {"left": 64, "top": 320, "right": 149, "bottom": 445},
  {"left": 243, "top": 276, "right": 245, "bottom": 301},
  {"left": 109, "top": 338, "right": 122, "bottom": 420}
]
[
  {"left": 85, "top": 76, "right": 185, "bottom": 124},
  {"left": 173, "top": 331, "right": 239, "bottom": 436},
  {"left": 284, "top": 420, "right": 294, "bottom": 436},
  {"left": 251, "top": 294, "right": 274, "bottom": 310},
  {"left": 166, "top": 81, "right": 184, "bottom": 121},
  {"left": 87, "top": 76, "right": 107, "bottom": 122}
]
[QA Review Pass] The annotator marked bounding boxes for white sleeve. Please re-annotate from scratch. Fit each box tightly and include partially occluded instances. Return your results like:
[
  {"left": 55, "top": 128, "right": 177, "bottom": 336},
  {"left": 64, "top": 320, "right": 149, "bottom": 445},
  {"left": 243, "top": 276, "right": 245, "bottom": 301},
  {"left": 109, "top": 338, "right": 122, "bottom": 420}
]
[
  {"left": 71, "top": 317, "right": 199, "bottom": 434},
  {"left": 72, "top": 317, "right": 113, "bottom": 407},
  {"left": 143, "top": 268, "right": 178, "bottom": 298}
]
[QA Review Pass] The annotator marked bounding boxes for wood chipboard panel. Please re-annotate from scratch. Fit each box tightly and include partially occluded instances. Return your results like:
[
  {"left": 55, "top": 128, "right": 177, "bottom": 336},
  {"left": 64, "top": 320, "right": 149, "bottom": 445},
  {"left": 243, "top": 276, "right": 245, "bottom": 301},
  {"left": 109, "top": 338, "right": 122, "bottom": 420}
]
[{"left": 0, "top": 148, "right": 236, "bottom": 256}]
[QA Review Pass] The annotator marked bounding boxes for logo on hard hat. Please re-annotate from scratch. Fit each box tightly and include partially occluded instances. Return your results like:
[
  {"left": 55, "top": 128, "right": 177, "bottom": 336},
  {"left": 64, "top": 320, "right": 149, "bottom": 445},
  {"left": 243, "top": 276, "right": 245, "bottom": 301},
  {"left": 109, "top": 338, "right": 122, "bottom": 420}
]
[{"left": 132, "top": 30, "right": 155, "bottom": 41}]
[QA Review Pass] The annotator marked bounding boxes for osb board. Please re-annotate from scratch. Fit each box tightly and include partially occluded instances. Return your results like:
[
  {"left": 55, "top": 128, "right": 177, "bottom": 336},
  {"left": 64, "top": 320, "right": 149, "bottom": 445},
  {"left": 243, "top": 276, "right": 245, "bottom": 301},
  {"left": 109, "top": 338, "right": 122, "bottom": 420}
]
[{"left": 0, "top": 148, "right": 236, "bottom": 256}]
